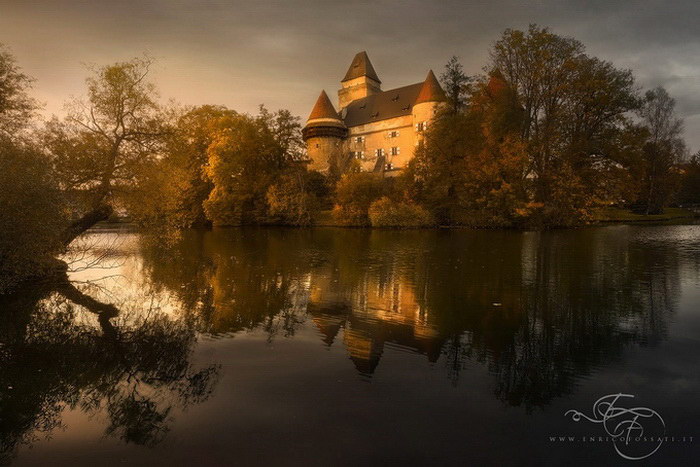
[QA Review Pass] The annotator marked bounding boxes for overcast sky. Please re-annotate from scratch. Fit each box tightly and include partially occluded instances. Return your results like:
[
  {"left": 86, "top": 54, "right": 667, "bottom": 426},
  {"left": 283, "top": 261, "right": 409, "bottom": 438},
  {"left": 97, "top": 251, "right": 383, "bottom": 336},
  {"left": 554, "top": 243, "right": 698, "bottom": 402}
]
[{"left": 3, "top": 0, "right": 700, "bottom": 150}]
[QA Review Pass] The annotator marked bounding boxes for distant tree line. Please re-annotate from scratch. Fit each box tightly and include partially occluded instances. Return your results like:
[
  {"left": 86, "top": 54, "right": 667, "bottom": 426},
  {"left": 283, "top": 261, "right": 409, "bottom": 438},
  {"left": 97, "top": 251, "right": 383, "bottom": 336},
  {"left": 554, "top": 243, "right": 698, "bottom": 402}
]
[{"left": 1, "top": 25, "right": 699, "bottom": 293}]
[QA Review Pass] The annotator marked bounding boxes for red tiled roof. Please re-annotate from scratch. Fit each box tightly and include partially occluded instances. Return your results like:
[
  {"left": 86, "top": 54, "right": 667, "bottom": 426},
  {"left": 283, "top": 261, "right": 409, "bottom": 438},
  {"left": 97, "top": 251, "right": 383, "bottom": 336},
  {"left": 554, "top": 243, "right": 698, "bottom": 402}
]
[
  {"left": 307, "top": 90, "right": 341, "bottom": 121},
  {"left": 414, "top": 70, "right": 446, "bottom": 104}
]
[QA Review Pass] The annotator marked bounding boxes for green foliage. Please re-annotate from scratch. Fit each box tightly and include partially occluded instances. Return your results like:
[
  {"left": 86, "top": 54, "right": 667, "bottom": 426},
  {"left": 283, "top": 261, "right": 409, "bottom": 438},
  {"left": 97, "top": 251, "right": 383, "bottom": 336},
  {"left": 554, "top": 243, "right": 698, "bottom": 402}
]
[{"left": 368, "top": 197, "right": 433, "bottom": 228}]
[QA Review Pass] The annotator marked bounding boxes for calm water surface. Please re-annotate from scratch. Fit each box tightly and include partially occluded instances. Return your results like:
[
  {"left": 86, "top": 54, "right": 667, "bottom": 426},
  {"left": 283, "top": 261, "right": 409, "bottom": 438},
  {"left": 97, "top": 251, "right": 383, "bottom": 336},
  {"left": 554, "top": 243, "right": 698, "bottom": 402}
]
[{"left": 1, "top": 226, "right": 699, "bottom": 466}]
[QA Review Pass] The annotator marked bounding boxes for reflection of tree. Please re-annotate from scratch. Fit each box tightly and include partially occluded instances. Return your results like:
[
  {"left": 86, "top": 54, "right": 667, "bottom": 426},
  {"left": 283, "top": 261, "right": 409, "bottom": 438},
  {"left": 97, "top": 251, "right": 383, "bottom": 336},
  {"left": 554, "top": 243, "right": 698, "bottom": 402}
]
[
  {"left": 139, "top": 229, "right": 311, "bottom": 339},
  {"left": 0, "top": 274, "right": 219, "bottom": 463},
  {"left": 138, "top": 226, "right": 691, "bottom": 410}
]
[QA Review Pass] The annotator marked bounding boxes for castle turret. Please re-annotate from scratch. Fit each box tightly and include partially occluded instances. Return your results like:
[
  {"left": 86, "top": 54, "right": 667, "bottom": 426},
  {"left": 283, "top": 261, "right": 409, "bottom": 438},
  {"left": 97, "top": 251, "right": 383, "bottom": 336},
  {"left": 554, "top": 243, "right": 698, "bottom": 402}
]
[
  {"left": 302, "top": 90, "right": 348, "bottom": 173},
  {"left": 338, "top": 51, "right": 382, "bottom": 109},
  {"left": 413, "top": 70, "right": 446, "bottom": 133}
]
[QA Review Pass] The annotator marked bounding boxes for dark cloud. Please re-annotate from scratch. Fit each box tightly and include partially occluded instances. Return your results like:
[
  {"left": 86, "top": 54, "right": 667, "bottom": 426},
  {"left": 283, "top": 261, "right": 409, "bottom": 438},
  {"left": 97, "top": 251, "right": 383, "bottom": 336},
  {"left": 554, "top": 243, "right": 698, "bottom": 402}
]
[{"left": 2, "top": 0, "right": 700, "bottom": 149}]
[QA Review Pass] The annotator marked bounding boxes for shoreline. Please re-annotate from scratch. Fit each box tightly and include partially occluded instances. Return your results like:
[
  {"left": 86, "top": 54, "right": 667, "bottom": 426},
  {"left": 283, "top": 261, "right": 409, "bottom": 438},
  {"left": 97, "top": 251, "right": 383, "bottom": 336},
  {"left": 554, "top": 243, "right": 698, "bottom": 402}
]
[{"left": 94, "top": 207, "right": 699, "bottom": 233}]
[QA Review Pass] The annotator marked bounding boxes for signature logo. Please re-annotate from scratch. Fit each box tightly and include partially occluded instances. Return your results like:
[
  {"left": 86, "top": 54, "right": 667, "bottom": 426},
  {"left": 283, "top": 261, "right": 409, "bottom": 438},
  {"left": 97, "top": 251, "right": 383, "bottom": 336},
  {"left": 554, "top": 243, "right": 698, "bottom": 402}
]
[{"left": 565, "top": 393, "right": 665, "bottom": 460}]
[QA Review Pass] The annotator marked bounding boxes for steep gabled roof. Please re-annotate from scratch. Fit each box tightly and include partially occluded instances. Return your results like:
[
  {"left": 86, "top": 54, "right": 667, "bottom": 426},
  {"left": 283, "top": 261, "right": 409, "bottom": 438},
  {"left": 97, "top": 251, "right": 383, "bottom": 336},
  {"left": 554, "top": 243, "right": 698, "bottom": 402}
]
[
  {"left": 414, "top": 70, "right": 446, "bottom": 104},
  {"left": 342, "top": 51, "right": 381, "bottom": 84},
  {"left": 307, "top": 90, "right": 341, "bottom": 121},
  {"left": 342, "top": 82, "right": 423, "bottom": 127}
]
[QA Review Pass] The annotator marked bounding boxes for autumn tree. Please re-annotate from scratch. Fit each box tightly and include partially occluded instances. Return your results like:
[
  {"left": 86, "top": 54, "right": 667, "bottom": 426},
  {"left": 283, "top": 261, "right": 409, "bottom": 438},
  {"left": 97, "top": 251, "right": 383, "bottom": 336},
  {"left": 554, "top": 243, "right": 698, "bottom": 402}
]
[
  {"left": 125, "top": 105, "right": 237, "bottom": 230},
  {"left": 332, "top": 172, "right": 387, "bottom": 226},
  {"left": 488, "top": 25, "right": 640, "bottom": 225},
  {"left": 413, "top": 69, "right": 529, "bottom": 226},
  {"left": 0, "top": 45, "right": 65, "bottom": 293},
  {"left": 45, "top": 56, "right": 167, "bottom": 245},
  {"left": 203, "top": 107, "right": 306, "bottom": 226}
]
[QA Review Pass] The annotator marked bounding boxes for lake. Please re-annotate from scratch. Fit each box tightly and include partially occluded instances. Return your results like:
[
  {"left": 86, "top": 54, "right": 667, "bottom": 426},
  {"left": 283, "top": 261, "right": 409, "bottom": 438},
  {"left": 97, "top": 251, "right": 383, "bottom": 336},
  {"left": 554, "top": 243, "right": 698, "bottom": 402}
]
[{"left": 1, "top": 225, "right": 699, "bottom": 466}]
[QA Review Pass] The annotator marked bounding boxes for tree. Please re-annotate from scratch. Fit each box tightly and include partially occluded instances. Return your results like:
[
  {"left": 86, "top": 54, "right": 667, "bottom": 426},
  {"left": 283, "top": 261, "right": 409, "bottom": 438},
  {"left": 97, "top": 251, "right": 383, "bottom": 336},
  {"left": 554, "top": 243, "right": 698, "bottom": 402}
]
[
  {"left": 124, "top": 105, "right": 237, "bottom": 230},
  {"left": 266, "top": 169, "right": 322, "bottom": 226},
  {"left": 332, "top": 172, "right": 386, "bottom": 226},
  {"left": 488, "top": 25, "right": 640, "bottom": 225},
  {"left": 413, "top": 70, "right": 530, "bottom": 226},
  {"left": 632, "top": 87, "right": 686, "bottom": 214},
  {"left": 0, "top": 46, "right": 63, "bottom": 293},
  {"left": 0, "top": 142, "right": 67, "bottom": 293},
  {"left": 203, "top": 107, "right": 303, "bottom": 226},
  {"left": 45, "top": 56, "right": 167, "bottom": 246},
  {"left": 676, "top": 153, "right": 700, "bottom": 205},
  {"left": 0, "top": 44, "right": 37, "bottom": 140},
  {"left": 439, "top": 56, "right": 471, "bottom": 113}
]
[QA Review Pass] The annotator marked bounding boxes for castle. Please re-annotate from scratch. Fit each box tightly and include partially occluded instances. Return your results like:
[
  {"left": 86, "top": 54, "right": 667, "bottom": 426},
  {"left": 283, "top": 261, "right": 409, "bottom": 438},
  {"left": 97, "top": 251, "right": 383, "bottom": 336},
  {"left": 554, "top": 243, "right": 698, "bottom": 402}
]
[{"left": 302, "top": 51, "right": 446, "bottom": 175}]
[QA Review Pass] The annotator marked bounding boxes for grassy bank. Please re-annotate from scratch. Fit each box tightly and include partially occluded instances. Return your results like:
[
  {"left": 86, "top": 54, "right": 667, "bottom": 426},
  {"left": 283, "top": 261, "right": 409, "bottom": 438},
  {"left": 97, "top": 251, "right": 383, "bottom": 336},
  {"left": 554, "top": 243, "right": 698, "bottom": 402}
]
[
  {"left": 316, "top": 207, "right": 698, "bottom": 228},
  {"left": 592, "top": 207, "right": 697, "bottom": 223}
]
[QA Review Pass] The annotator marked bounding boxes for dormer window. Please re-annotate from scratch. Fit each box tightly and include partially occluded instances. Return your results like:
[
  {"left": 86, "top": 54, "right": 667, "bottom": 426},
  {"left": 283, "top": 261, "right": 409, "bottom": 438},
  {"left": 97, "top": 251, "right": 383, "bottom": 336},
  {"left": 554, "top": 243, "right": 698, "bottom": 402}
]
[
  {"left": 391, "top": 94, "right": 400, "bottom": 102},
  {"left": 370, "top": 112, "right": 379, "bottom": 118}
]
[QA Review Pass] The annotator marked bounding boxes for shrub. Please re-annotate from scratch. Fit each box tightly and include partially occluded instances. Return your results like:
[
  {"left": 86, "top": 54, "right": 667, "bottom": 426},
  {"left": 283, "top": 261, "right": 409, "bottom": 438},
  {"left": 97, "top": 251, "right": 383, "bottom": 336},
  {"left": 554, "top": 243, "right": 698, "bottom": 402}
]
[
  {"left": 332, "top": 172, "right": 385, "bottom": 226},
  {"left": 266, "top": 171, "right": 321, "bottom": 226},
  {"left": 368, "top": 197, "right": 434, "bottom": 228}
]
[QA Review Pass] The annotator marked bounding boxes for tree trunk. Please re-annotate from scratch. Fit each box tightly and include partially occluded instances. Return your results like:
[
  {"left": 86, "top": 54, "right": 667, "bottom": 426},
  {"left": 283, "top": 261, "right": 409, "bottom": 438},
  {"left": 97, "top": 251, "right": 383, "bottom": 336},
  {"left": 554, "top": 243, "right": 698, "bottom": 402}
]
[{"left": 60, "top": 204, "right": 113, "bottom": 247}]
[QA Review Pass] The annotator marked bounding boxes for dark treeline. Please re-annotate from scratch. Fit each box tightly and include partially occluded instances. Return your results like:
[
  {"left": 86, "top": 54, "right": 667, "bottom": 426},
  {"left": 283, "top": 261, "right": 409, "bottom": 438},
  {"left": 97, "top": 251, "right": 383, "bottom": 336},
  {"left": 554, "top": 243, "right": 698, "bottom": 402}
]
[{"left": 1, "top": 25, "right": 699, "bottom": 293}]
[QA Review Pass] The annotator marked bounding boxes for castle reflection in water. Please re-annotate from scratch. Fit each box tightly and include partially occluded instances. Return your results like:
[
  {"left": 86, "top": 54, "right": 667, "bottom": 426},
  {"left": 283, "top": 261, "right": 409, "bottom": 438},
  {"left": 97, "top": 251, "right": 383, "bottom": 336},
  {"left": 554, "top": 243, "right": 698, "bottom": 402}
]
[{"left": 138, "top": 226, "right": 687, "bottom": 397}]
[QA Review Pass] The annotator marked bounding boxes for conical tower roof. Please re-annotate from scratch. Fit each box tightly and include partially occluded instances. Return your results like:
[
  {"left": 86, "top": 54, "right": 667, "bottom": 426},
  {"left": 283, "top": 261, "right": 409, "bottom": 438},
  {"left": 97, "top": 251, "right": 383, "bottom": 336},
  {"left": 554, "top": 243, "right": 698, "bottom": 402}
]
[
  {"left": 342, "top": 51, "right": 381, "bottom": 84},
  {"left": 302, "top": 90, "right": 347, "bottom": 141},
  {"left": 414, "top": 70, "right": 446, "bottom": 104},
  {"left": 307, "top": 90, "right": 341, "bottom": 121}
]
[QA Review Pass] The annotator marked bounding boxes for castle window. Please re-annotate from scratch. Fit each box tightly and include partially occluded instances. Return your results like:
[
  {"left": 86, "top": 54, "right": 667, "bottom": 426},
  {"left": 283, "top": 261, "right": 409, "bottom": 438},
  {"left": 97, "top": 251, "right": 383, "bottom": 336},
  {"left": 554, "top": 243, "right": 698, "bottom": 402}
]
[
  {"left": 391, "top": 146, "right": 400, "bottom": 156},
  {"left": 388, "top": 130, "right": 399, "bottom": 138},
  {"left": 416, "top": 121, "right": 427, "bottom": 132},
  {"left": 386, "top": 162, "right": 394, "bottom": 170},
  {"left": 354, "top": 136, "right": 365, "bottom": 144},
  {"left": 375, "top": 148, "right": 384, "bottom": 157},
  {"left": 352, "top": 151, "right": 365, "bottom": 160},
  {"left": 315, "top": 143, "right": 320, "bottom": 148}
]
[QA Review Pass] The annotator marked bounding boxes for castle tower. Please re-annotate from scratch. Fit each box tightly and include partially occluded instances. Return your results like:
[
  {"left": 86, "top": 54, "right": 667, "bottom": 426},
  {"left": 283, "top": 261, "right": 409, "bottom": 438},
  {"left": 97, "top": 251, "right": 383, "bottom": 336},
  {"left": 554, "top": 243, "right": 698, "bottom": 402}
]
[
  {"left": 302, "top": 90, "right": 348, "bottom": 173},
  {"left": 338, "top": 51, "right": 382, "bottom": 110},
  {"left": 412, "top": 70, "right": 447, "bottom": 133}
]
